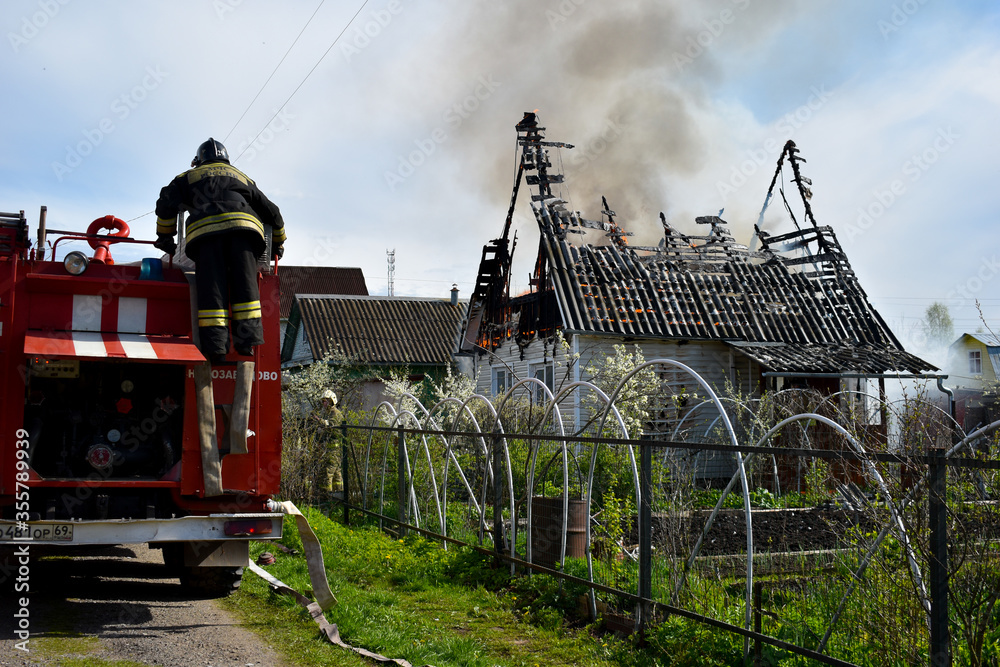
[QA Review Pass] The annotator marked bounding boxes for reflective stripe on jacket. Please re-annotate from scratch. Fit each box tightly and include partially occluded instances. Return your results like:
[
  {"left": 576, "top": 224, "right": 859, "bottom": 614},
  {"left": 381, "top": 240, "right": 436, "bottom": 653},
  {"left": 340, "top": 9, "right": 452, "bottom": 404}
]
[{"left": 155, "top": 161, "right": 286, "bottom": 258}]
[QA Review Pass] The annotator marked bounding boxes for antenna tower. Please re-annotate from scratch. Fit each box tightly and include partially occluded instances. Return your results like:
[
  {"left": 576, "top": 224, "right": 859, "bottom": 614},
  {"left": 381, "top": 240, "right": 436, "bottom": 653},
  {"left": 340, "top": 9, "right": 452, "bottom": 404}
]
[{"left": 386, "top": 248, "right": 395, "bottom": 297}]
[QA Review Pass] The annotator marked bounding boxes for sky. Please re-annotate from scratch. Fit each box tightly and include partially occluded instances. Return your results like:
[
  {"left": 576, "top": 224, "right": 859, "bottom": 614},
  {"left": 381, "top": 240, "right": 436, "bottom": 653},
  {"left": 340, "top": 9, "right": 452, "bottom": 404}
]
[{"left": 2, "top": 0, "right": 998, "bottom": 368}]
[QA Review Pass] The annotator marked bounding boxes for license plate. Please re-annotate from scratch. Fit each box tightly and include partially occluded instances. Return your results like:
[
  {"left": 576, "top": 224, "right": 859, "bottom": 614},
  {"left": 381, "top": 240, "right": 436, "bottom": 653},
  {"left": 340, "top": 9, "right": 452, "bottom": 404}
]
[{"left": 2, "top": 523, "right": 74, "bottom": 541}]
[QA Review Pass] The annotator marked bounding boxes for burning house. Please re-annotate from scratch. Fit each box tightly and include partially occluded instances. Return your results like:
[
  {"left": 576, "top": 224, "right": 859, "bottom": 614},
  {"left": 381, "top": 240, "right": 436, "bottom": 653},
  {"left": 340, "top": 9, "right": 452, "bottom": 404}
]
[{"left": 458, "top": 113, "right": 937, "bottom": 437}]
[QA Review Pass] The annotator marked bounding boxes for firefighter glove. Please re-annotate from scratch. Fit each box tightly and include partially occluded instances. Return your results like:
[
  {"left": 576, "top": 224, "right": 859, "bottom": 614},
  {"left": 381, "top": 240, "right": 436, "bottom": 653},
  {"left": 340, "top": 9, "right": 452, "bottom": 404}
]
[
  {"left": 272, "top": 243, "right": 284, "bottom": 260},
  {"left": 154, "top": 233, "right": 176, "bottom": 256}
]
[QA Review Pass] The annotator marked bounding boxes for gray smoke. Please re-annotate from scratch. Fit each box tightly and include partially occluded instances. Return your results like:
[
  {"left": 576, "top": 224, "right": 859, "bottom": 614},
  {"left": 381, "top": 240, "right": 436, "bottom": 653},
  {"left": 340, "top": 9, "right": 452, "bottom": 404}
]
[{"left": 369, "top": 0, "right": 803, "bottom": 241}]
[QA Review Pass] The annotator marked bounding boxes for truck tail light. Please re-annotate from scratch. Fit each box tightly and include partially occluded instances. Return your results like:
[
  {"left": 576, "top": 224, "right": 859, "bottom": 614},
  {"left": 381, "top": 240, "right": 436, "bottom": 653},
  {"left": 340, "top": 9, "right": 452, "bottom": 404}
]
[{"left": 224, "top": 519, "right": 273, "bottom": 537}]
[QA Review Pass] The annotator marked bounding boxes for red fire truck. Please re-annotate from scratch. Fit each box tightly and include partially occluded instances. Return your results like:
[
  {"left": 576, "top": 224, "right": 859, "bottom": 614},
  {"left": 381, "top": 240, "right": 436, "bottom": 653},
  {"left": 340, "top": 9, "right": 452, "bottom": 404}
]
[{"left": 0, "top": 207, "right": 283, "bottom": 594}]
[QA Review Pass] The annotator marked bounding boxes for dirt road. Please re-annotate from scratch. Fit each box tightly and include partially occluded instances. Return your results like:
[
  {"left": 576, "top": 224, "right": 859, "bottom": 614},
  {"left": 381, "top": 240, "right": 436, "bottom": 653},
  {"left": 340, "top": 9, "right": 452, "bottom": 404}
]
[{"left": 0, "top": 544, "right": 291, "bottom": 667}]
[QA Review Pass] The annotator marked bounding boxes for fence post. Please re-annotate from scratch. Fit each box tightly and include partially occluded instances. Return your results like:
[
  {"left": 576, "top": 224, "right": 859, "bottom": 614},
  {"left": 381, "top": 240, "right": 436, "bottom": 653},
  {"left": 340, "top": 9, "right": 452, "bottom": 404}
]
[
  {"left": 492, "top": 430, "right": 504, "bottom": 561},
  {"left": 340, "top": 420, "right": 349, "bottom": 527},
  {"left": 398, "top": 424, "right": 408, "bottom": 538},
  {"left": 638, "top": 440, "right": 652, "bottom": 633},
  {"left": 929, "top": 447, "right": 950, "bottom": 666}
]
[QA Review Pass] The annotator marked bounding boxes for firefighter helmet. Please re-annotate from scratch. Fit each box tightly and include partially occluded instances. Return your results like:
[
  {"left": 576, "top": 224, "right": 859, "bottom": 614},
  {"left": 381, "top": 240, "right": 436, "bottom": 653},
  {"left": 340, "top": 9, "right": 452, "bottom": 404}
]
[{"left": 192, "top": 138, "right": 229, "bottom": 167}]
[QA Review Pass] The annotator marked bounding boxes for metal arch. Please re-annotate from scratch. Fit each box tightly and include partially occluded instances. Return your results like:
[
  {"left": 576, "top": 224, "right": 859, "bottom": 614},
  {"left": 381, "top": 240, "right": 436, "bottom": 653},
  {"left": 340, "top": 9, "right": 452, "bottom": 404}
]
[
  {"left": 767, "top": 388, "right": 831, "bottom": 492},
  {"left": 756, "top": 414, "right": 931, "bottom": 630},
  {"left": 366, "top": 401, "right": 402, "bottom": 531},
  {"left": 533, "top": 380, "right": 630, "bottom": 572},
  {"left": 668, "top": 410, "right": 928, "bottom": 654},
  {"left": 362, "top": 401, "right": 400, "bottom": 512},
  {"left": 492, "top": 377, "right": 569, "bottom": 573},
  {"left": 438, "top": 394, "right": 509, "bottom": 555},
  {"left": 373, "top": 407, "right": 409, "bottom": 530},
  {"left": 449, "top": 393, "right": 504, "bottom": 489},
  {"left": 381, "top": 409, "right": 430, "bottom": 531},
  {"left": 395, "top": 398, "right": 446, "bottom": 535},
  {"left": 461, "top": 389, "right": 521, "bottom": 565},
  {"left": 669, "top": 397, "right": 718, "bottom": 441},
  {"left": 417, "top": 396, "right": 492, "bottom": 542},
  {"left": 601, "top": 358, "right": 754, "bottom": 645},
  {"left": 539, "top": 379, "right": 633, "bottom": 620},
  {"left": 669, "top": 397, "right": 726, "bottom": 487},
  {"left": 817, "top": 417, "right": 1000, "bottom": 653},
  {"left": 671, "top": 397, "right": 780, "bottom": 493},
  {"left": 775, "top": 413, "right": 930, "bottom": 619},
  {"left": 814, "top": 388, "right": 888, "bottom": 414},
  {"left": 449, "top": 394, "right": 513, "bottom": 555},
  {"left": 575, "top": 382, "right": 634, "bottom": 621},
  {"left": 672, "top": 409, "right": 833, "bottom": 603},
  {"left": 425, "top": 397, "right": 488, "bottom": 513},
  {"left": 721, "top": 397, "right": 784, "bottom": 496},
  {"left": 946, "top": 418, "right": 1000, "bottom": 458},
  {"left": 667, "top": 396, "right": 780, "bottom": 495}
]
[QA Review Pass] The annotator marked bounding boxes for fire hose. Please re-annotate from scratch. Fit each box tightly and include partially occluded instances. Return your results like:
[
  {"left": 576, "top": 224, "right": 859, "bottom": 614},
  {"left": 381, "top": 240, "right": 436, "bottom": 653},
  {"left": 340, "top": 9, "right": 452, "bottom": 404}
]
[{"left": 255, "top": 500, "right": 432, "bottom": 667}]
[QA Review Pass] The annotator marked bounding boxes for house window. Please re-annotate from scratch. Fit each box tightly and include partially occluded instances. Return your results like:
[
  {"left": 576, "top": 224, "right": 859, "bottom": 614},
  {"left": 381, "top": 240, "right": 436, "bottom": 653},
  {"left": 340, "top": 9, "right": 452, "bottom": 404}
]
[
  {"left": 970, "top": 350, "right": 983, "bottom": 375},
  {"left": 528, "top": 362, "right": 554, "bottom": 403},
  {"left": 492, "top": 367, "right": 513, "bottom": 396}
]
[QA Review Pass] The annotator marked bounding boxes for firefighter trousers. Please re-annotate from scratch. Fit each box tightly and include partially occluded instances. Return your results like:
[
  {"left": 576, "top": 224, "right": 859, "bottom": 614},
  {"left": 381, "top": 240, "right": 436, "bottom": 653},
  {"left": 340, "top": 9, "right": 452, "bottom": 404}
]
[{"left": 194, "top": 232, "right": 264, "bottom": 357}]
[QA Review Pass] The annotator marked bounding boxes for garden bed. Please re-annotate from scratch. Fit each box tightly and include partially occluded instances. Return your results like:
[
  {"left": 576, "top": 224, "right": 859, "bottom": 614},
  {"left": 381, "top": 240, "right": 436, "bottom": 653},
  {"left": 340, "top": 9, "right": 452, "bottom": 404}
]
[{"left": 625, "top": 505, "right": 879, "bottom": 556}]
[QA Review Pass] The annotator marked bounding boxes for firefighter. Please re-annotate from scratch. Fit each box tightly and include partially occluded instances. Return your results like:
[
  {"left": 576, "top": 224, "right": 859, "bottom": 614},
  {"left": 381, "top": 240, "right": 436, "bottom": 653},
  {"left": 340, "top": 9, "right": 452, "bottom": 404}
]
[
  {"left": 154, "top": 138, "right": 286, "bottom": 363},
  {"left": 309, "top": 389, "right": 343, "bottom": 492}
]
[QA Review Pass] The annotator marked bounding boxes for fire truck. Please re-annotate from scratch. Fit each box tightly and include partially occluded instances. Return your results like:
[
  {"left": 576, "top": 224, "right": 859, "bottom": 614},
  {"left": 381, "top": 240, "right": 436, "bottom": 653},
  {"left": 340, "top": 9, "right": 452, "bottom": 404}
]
[{"left": 0, "top": 207, "right": 283, "bottom": 594}]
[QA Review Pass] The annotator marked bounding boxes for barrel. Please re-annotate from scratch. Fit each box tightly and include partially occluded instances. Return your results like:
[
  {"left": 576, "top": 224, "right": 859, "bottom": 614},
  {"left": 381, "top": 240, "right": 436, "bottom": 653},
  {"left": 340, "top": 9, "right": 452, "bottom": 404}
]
[{"left": 530, "top": 496, "right": 587, "bottom": 567}]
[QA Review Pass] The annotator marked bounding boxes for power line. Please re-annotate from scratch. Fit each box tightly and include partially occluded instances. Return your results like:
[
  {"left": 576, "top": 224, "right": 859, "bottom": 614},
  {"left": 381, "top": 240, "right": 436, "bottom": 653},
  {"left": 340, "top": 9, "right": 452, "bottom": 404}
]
[
  {"left": 231, "top": 0, "right": 372, "bottom": 164},
  {"left": 126, "top": 0, "right": 352, "bottom": 224},
  {"left": 223, "top": 0, "right": 327, "bottom": 146}
]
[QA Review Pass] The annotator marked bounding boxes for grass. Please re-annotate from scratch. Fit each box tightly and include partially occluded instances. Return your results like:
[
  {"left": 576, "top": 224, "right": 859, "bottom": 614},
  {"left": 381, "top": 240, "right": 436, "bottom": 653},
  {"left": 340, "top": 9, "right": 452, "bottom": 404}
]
[
  {"left": 227, "top": 505, "right": 1000, "bottom": 666},
  {"left": 224, "top": 506, "right": 621, "bottom": 667}
]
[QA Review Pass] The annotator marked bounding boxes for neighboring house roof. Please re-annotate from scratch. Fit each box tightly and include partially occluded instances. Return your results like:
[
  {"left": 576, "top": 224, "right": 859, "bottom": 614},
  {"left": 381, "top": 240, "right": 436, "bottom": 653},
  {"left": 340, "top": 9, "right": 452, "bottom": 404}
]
[
  {"left": 951, "top": 332, "right": 1000, "bottom": 348},
  {"left": 461, "top": 113, "right": 936, "bottom": 377},
  {"left": 278, "top": 266, "right": 368, "bottom": 319},
  {"left": 284, "top": 295, "right": 466, "bottom": 367}
]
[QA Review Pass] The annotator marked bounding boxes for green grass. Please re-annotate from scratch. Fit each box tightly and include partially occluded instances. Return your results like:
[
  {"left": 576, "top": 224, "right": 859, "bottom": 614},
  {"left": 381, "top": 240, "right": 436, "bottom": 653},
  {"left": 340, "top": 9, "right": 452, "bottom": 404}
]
[
  {"left": 224, "top": 507, "right": 621, "bottom": 667},
  {"left": 232, "top": 507, "right": 976, "bottom": 666}
]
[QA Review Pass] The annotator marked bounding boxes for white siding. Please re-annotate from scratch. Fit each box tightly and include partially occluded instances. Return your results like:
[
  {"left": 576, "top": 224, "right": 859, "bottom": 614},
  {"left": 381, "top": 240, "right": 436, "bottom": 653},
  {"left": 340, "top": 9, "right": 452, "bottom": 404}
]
[
  {"left": 475, "top": 335, "right": 762, "bottom": 400},
  {"left": 472, "top": 334, "right": 763, "bottom": 480},
  {"left": 473, "top": 336, "right": 576, "bottom": 397}
]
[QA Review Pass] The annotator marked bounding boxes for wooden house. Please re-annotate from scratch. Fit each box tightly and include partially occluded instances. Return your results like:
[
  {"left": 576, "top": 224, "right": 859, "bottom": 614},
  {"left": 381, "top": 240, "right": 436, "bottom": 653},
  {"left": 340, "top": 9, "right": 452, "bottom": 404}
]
[{"left": 457, "top": 114, "right": 937, "bottom": 481}]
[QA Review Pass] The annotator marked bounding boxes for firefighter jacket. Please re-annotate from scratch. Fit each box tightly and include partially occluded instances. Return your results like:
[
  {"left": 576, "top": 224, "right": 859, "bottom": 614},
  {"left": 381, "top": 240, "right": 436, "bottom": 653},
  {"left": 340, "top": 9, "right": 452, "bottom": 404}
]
[{"left": 155, "top": 161, "right": 286, "bottom": 261}]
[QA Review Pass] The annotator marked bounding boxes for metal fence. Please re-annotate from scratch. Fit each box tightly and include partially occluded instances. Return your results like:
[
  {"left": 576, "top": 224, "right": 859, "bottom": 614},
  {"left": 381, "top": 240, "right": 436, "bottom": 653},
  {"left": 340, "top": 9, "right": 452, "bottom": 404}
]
[{"left": 321, "top": 362, "right": 1000, "bottom": 667}]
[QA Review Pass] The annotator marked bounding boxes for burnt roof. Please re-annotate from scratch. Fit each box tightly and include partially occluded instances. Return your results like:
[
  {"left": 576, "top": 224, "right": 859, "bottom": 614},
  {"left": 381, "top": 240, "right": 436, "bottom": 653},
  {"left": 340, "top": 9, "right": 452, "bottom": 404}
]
[
  {"left": 461, "top": 114, "right": 936, "bottom": 377},
  {"left": 278, "top": 266, "right": 368, "bottom": 319},
  {"left": 532, "top": 201, "right": 934, "bottom": 375},
  {"left": 295, "top": 295, "right": 466, "bottom": 367}
]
